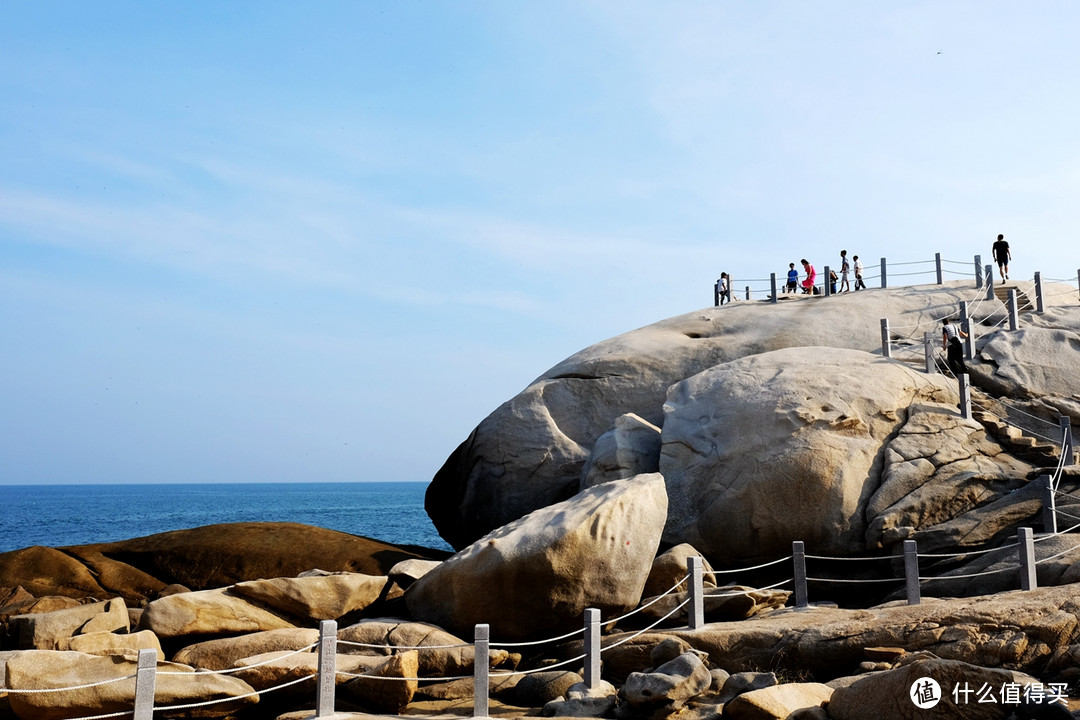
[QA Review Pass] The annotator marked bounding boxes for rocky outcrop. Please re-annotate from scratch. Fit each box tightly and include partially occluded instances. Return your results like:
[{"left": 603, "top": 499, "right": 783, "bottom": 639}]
[
  {"left": 230, "top": 572, "right": 389, "bottom": 621},
  {"left": 138, "top": 588, "right": 297, "bottom": 638},
  {"left": 8, "top": 598, "right": 129, "bottom": 650},
  {"left": 406, "top": 474, "right": 668, "bottom": 641},
  {"left": 0, "top": 522, "right": 441, "bottom": 604},
  {"left": 581, "top": 413, "right": 662, "bottom": 489}
]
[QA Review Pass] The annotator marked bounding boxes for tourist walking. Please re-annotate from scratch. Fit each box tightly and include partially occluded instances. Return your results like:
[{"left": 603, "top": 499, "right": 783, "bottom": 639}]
[
  {"left": 785, "top": 263, "right": 798, "bottom": 294},
  {"left": 839, "top": 250, "right": 851, "bottom": 292},
  {"left": 719, "top": 272, "right": 730, "bottom": 305},
  {"left": 941, "top": 318, "right": 969, "bottom": 378},
  {"left": 853, "top": 255, "right": 866, "bottom": 290},
  {"left": 992, "top": 234, "right": 1011, "bottom": 282}
]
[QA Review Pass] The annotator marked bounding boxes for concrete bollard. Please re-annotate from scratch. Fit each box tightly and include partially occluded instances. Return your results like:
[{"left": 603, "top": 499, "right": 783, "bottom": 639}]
[
  {"left": 770, "top": 273, "right": 778, "bottom": 303},
  {"left": 316, "top": 620, "right": 337, "bottom": 717},
  {"left": 793, "top": 541, "right": 807, "bottom": 609},
  {"left": 1062, "top": 416, "right": 1075, "bottom": 465},
  {"left": 924, "top": 331, "right": 936, "bottom": 374},
  {"left": 904, "top": 540, "right": 920, "bottom": 605},
  {"left": 1008, "top": 289, "right": 1019, "bottom": 330},
  {"left": 1018, "top": 528, "right": 1036, "bottom": 591},
  {"left": 1041, "top": 475, "right": 1057, "bottom": 535},
  {"left": 986, "top": 265, "right": 995, "bottom": 300},
  {"left": 880, "top": 319, "right": 891, "bottom": 358},
  {"left": 975, "top": 254, "right": 983, "bottom": 289},
  {"left": 714, "top": 280, "right": 720, "bottom": 308},
  {"left": 134, "top": 648, "right": 157, "bottom": 720},
  {"left": 958, "top": 374, "right": 971, "bottom": 420},
  {"left": 473, "top": 624, "right": 490, "bottom": 719},
  {"left": 1035, "top": 271, "right": 1044, "bottom": 313},
  {"left": 687, "top": 556, "right": 704, "bottom": 630},
  {"left": 935, "top": 252, "right": 943, "bottom": 285},
  {"left": 824, "top": 265, "right": 831, "bottom": 297},
  {"left": 584, "top": 608, "right": 601, "bottom": 689},
  {"left": 959, "top": 300, "right": 973, "bottom": 361},
  {"left": 880, "top": 258, "right": 887, "bottom": 288}
]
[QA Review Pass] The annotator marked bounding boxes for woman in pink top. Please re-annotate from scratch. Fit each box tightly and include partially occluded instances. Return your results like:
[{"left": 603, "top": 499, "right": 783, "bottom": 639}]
[{"left": 800, "top": 259, "right": 816, "bottom": 294}]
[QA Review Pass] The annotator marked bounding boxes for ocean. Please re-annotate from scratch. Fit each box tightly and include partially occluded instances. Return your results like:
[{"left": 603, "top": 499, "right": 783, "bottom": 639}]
[{"left": 0, "top": 482, "right": 453, "bottom": 554}]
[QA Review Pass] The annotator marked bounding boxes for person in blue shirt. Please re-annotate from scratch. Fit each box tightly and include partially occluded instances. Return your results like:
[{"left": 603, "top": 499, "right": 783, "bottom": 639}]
[{"left": 785, "top": 263, "right": 798, "bottom": 294}]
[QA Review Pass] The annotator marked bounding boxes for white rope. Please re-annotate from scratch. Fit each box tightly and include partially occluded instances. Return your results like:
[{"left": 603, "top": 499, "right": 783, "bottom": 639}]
[
  {"left": 702, "top": 578, "right": 792, "bottom": 597},
  {"left": 601, "top": 596, "right": 692, "bottom": 652},
  {"left": 918, "top": 541, "right": 1020, "bottom": 558},
  {"left": 156, "top": 642, "right": 320, "bottom": 676},
  {"left": 3, "top": 674, "right": 136, "bottom": 694},
  {"left": 337, "top": 639, "right": 470, "bottom": 651},
  {"left": 918, "top": 564, "right": 1016, "bottom": 581},
  {"left": 804, "top": 553, "right": 896, "bottom": 562},
  {"left": 336, "top": 669, "right": 471, "bottom": 682},
  {"left": 806, "top": 575, "right": 903, "bottom": 584},
  {"left": 711, "top": 554, "right": 793, "bottom": 574},
  {"left": 154, "top": 673, "right": 313, "bottom": 712},
  {"left": 603, "top": 571, "right": 691, "bottom": 626},
  {"left": 1034, "top": 543, "right": 1080, "bottom": 565},
  {"left": 491, "top": 653, "right": 589, "bottom": 679}
]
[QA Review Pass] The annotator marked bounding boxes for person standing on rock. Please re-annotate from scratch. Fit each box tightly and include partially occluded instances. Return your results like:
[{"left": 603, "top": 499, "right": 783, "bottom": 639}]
[
  {"left": 839, "top": 250, "right": 851, "bottom": 292},
  {"left": 719, "top": 272, "right": 730, "bottom": 305},
  {"left": 942, "top": 317, "right": 969, "bottom": 378},
  {"left": 853, "top": 255, "right": 866, "bottom": 290},
  {"left": 992, "top": 233, "right": 1011, "bottom": 282},
  {"left": 786, "top": 263, "right": 799, "bottom": 293},
  {"left": 800, "top": 259, "right": 816, "bottom": 294}
]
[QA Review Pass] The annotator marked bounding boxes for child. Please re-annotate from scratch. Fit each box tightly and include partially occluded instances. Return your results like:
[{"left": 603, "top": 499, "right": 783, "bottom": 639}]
[{"left": 786, "top": 263, "right": 798, "bottom": 294}]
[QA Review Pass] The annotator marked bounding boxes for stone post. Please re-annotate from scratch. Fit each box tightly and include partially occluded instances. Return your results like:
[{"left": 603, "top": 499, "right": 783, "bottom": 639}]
[
  {"left": 133, "top": 648, "right": 157, "bottom": 720},
  {"left": 1018, "top": 527, "right": 1037, "bottom": 591},
  {"left": 880, "top": 319, "right": 891, "bottom": 359},
  {"left": 584, "top": 609, "right": 601, "bottom": 689},
  {"left": 958, "top": 373, "right": 971, "bottom": 420},
  {"left": 1062, "top": 416, "right": 1075, "bottom": 465},
  {"left": 1035, "top": 271, "right": 1044, "bottom": 313},
  {"left": 975, "top": 254, "right": 983, "bottom": 289},
  {"left": 880, "top": 258, "right": 887, "bottom": 288},
  {"left": 824, "top": 265, "right": 831, "bottom": 297},
  {"left": 1008, "top": 289, "right": 1019, "bottom": 331},
  {"left": 904, "top": 540, "right": 920, "bottom": 605},
  {"left": 770, "top": 273, "right": 778, "bottom": 304},
  {"left": 688, "top": 556, "right": 705, "bottom": 630},
  {"left": 316, "top": 620, "right": 337, "bottom": 717},
  {"left": 959, "top": 300, "right": 973, "bottom": 361},
  {"left": 1041, "top": 475, "right": 1057, "bottom": 535},
  {"left": 473, "top": 624, "right": 490, "bottom": 719},
  {"left": 935, "top": 252, "right": 943, "bottom": 285},
  {"left": 744, "top": 285, "right": 750, "bottom": 301},
  {"left": 793, "top": 541, "right": 807, "bottom": 609},
  {"left": 986, "top": 265, "right": 995, "bottom": 300},
  {"left": 714, "top": 280, "right": 720, "bottom": 308},
  {"left": 924, "top": 331, "right": 936, "bottom": 374}
]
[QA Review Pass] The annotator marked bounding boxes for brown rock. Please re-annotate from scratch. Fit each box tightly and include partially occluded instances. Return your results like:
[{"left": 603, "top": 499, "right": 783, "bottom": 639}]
[
  {"left": 138, "top": 588, "right": 295, "bottom": 638},
  {"left": 231, "top": 573, "right": 389, "bottom": 621},
  {"left": 172, "top": 628, "right": 320, "bottom": 670},
  {"left": 9, "top": 598, "right": 129, "bottom": 650}
]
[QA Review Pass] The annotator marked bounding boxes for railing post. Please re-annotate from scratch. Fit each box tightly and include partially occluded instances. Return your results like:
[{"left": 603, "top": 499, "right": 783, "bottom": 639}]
[
  {"left": 714, "top": 280, "right": 720, "bottom": 308},
  {"left": 959, "top": 300, "right": 973, "bottom": 361},
  {"left": 958, "top": 373, "right": 971, "bottom": 420},
  {"left": 744, "top": 285, "right": 750, "bottom": 301},
  {"left": 935, "top": 252, "right": 943, "bottom": 285},
  {"left": 727, "top": 277, "right": 733, "bottom": 305},
  {"left": 133, "top": 648, "right": 157, "bottom": 720},
  {"left": 880, "top": 258, "right": 887, "bottom": 289},
  {"left": 583, "top": 608, "right": 601, "bottom": 690},
  {"left": 1041, "top": 475, "right": 1057, "bottom": 535},
  {"left": 904, "top": 539, "right": 921, "bottom": 605},
  {"left": 770, "top": 273, "right": 778, "bottom": 304},
  {"left": 880, "top": 319, "right": 891, "bottom": 358},
  {"left": 1062, "top": 416, "right": 1075, "bottom": 465},
  {"left": 792, "top": 541, "right": 807, "bottom": 609},
  {"left": 1018, "top": 527, "right": 1037, "bottom": 591},
  {"left": 823, "top": 265, "right": 832, "bottom": 297},
  {"left": 473, "top": 624, "right": 490, "bottom": 719},
  {"left": 1035, "top": 271, "right": 1044, "bottom": 313},
  {"left": 986, "top": 265, "right": 995, "bottom": 300},
  {"left": 1008, "top": 289, "right": 1019, "bottom": 331},
  {"left": 687, "top": 556, "right": 704, "bottom": 630},
  {"left": 975, "top": 254, "right": 983, "bottom": 289},
  {"left": 1076, "top": 269, "right": 1080, "bottom": 303},
  {"left": 315, "top": 619, "right": 337, "bottom": 717},
  {"left": 924, "top": 331, "right": 936, "bottom": 374}
]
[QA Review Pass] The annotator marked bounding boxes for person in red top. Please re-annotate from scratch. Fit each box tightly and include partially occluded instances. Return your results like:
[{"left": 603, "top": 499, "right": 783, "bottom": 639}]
[{"left": 800, "top": 259, "right": 816, "bottom": 294}]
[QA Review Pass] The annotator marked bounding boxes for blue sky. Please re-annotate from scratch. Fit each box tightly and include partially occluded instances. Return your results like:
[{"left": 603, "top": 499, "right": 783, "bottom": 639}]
[{"left": 2, "top": 2, "right": 1079, "bottom": 485}]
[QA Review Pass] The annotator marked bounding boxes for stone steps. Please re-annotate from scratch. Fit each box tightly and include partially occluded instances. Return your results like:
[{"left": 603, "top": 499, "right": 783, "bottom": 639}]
[
  {"left": 992, "top": 284, "right": 1034, "bottom": 313},
  {"left": 971, "top": 409, "right": 1062, "bottom": 467}
]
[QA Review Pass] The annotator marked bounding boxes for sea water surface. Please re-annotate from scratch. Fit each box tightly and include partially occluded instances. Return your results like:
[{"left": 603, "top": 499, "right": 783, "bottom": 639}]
[{"left": 0, "top": 482, "right": 452, "bottom": 553}]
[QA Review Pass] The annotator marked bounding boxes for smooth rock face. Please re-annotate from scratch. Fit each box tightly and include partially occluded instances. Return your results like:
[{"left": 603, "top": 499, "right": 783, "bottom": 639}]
[
  {"left": 230, "top": 572, "right": 389, "bottom": 620},
  {"left": 406, "top": 474, "right": 669, "bottom": 641},
  {"left": 580, "top": 412, "right": 662, "bottom": 489},
  {"left": 660, "top": 347, "right": 955, "bottom": 560},
  {"left": 172, "top": 628, "right": 320, "bottom": 671},
  {"left": 138, "top": 588, "right": 296, "bottom": 638},
  {"left": 723, "top": 682, "right": 833, "bottom": 720},
  {"left": 9, "top": 598, "right": 129, "bottom": 650},
  {"left": 642, "top": 543, "right": 716, "bottom": 597},
  {"left": 5, "top": 650, "right": 257, "bottom": 720},
  {"left": 56, "top": 629, "right": 163, "bottom": 660}
]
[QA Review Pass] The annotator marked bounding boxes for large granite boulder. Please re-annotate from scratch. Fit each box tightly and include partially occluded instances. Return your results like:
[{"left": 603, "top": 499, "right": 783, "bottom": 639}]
[
  {"left": 230, "top": 572, "right": 389, "bottom": 621},
  {"left": 8, "top": 598, "right": 129, "bottom": 650},
  {"left": 336, "top": 620, "right": 513, "bottom": 677},
  {"left": 406, "top": 474, "right": 668, "bottom": 641},
  {"left": 580, "top": 412, "right": 662, "bottom": 489},
  {"left": 427, "top": 283, "right": 1070, "bottom": 551},
  {"left": 172, "top": 628, "right": 320, "bottom": 671},
  {"left": 660, "top": 347, "right": 955, "bottom": 560}
]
